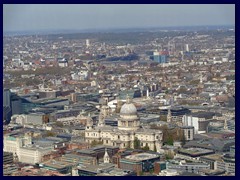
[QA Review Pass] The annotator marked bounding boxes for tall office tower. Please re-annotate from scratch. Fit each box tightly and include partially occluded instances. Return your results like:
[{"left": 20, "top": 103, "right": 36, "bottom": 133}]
[
  {"left": 3, "top": 89, "right": 12, "bottom": 123},
  {"left": 153, "top": 51, "right": 168, "bottom": 64},
  {"left": 3, "top": 89, "right": 11, "bottom": 107},
  {"left": 185, "top": 44, "right": 189, "bottom": 52},
  {"left": 86, "top": 39, "right": 90, "bottom": 48}
]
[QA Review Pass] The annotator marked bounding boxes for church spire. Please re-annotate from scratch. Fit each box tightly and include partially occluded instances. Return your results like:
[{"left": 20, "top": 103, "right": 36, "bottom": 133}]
[
  {"left": 224, "top": 119, "right": 228, "bottom": 130},
  {"left": 126, "top": 94, "right": 131, "bottom": 104},
  {"left": 167, "top": 107, "right": 172, "bottom": 123},
  {"left": 103, "top": 148, "right": 110, "bottom": 163}
]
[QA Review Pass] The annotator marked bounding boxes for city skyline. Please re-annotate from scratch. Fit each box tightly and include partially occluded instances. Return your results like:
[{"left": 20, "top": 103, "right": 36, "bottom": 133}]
[{"left": 3, "top": 4, "right": 235, "bottom": 32}]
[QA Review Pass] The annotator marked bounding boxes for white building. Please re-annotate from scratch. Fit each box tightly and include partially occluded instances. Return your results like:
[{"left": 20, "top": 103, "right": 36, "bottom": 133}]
[
  {"left": 85, "top": 96, "right": 163, "bottom": 151},
  {"left": 182, "top": 113, "right": 212, "bottom": 134},
  {"left": 3, "top": 133, "right": 32, "bottom": 160},
  {"left": 57, "top": 113, "right": 89, "bottom": 126},
  {"left": 18, "top": 145, "right": 53, "bottom": 164}
]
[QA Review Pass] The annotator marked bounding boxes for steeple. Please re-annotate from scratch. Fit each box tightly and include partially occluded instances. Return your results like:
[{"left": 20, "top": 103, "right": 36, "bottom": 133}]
[
  {"left": 86, "top": 113, "right": 93, "bottom": 130},
  {"left": 103, "top": 148, "right": 110, "bottom": 163},
  {"left": 167, "top": 107, "right": 172, "bottom": 123},
  {"left": 200, "top": 73, "right": 203, "bottom": 84},
  {"left": 223, "top": 119, "right": 228, "bottom": 130},
  {"left": 126, "top": 94, "right": 131, "bottom": 104},
  {"left": 98, "top": 105, "right": 108, "bottom": 127}
]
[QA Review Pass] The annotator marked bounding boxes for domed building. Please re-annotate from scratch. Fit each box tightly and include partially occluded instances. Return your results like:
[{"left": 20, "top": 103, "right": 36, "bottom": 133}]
[
  {"left": 118, "top": 98, "right": 140, "bottom": 131},
  {"left": 85, "top": 96, "right": 163, "bottom": 152}
]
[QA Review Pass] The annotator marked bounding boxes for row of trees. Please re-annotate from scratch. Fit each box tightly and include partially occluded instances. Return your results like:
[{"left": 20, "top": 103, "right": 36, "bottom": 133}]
[{"left": 150, "top": 124, "right": 186, "bottom": 145}]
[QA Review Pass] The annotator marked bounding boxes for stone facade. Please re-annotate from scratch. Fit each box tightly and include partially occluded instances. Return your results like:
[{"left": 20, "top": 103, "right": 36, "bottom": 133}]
[{"left": 85, "top": 97, "right": 163, "bottom": 152}]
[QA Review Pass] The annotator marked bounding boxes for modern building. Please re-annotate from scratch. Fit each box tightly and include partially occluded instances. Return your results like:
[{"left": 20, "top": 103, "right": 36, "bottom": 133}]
[
  {"left": 3, "top": 88, "right": 11, "bottom": 107},
  {"left": 3, "top": 89, "right": 23, "bottom": 123},
  {"left": 160, "top": 106, "right": 191, "bottom": 125},
  {"left": 154, "top": 161, "right": 167, "bottom": 174},
  {"left": 3, "top": 152, "right": 14, "bottom": 165},
  {"left": 153, "top": 51, "right": 168, "bottom": 64},
  {"left": 21, "top": 97, "right": 69, "bottom": 113},
  {"left": 175, "top": 148, "right": 215, "bottom": 161},
  {"left": 3, "top": 164, "right": 19, "bottom": 176},
  {"left": 200, "top": 153, "right": 235, "bottom": 174},
  {"left": 12, "top": 113, "right": 48, "bottom": 125},
  {"left": 180, "top": 126, "right": 195, "bottom": 141},
  {"left": 167, "top": 161, "right": 210, "bottom": 174},
  {"left": 119, "top": 153, "right": 160, "bottom": 174},
  {"left": 77, "top": 163, "right": 116, "bottom": 176},
  {"left": 182, "top": 112, "right": 215, "bottom": 134}
]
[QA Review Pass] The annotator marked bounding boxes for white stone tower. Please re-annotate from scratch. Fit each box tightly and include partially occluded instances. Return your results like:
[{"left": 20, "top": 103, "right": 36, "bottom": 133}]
[{"left": 103, "top": 148, "right": 110, "bottom": 163}]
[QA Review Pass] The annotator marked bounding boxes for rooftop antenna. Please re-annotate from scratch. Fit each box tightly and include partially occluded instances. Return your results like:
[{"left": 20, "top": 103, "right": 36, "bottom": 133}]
[{"left": 126, "top": 94, "right": 131, "bottom": 104}]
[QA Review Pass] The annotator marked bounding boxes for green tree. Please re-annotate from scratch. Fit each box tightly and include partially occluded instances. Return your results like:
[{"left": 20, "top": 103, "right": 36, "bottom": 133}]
[
  {"left": 91, "top": 140, "right": 103, "bottom": 147},
  {"left": 154, "top": 144, "right": 157, "bottom": 152},
  {"left": 133, "top": 137, "right": 141, "bottom": 149},
  {"left": 181, "top": 133, "right": 186, "bottom": 146},
  {"left": 165, "top": 151, "right": 174, "bottom": 160},
  {"left": 160, "top": 115, "right": 167, "bottom": 121},
  {"left": 142, "top": 144, "right": 150, "bottom": 151},
  {"left": 166, "top": 135, "right": 174, "bottom": 145},
  {"left": 126, "top": 141, "right": 131, "bottom": 149},
  {"left": 149, "top": 169, "right": 154, "bottom": 174},
  {"left": 46, "top": 131, "right": 56, "bottom": 137},
  {"left": 55, "top": 121, "right": 63, "bottom": 127}
]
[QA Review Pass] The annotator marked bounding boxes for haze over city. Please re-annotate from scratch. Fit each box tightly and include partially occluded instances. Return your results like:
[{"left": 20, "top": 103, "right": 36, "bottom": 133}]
[
  {"left": 3, "top": 3, "right": 235, "bottom": 177},
  {"left": 3, "top": 4, "right": 235, "bottom": 33}
]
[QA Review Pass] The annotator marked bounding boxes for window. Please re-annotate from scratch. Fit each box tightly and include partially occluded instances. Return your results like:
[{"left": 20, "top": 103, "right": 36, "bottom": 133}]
[{"left": 188, "top": 130, "right": 191, "bottom": 139}]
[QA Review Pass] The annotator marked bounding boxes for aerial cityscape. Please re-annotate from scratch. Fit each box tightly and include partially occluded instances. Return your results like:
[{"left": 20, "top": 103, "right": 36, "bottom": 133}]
[{"left": 3, "top": 4, "right": 235, "bottom": 176}]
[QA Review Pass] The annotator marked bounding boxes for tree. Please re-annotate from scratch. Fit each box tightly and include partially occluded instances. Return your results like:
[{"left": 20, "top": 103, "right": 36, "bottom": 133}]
[
  {"left": 149, "top": 169, "right": 154, "bottom": 174},
  {"left": 165, "top": 151, "right": 174, "bottom": 160},
  {"left": 55, "top": 121, "right": 63, "bottom": 127},
  {"left": 91, "top": 140, "right": 103, "bottom": 147},
  {"left": 126, "top": 141, "right": 131, "bottom": 149},
  {"left": 154, "top": 144, "right": 157, "bottom": 152},
  {"left": 166, "top": 136, "right": 174, "bottom": 145},
  {"left": 142, "top": 144, "right": 150, "bottom": 151},
  {"left": 160, "top": 115, "right": 167, "bottom": 121},
  {"left": 182, "top": 133, "right": 186, "bottom": 146},
  {"left": 133, "top": 137, "right": 141, "bottom": 149},
  {"left": 46, "top": 131, "right": 56, "bottom": 137}
]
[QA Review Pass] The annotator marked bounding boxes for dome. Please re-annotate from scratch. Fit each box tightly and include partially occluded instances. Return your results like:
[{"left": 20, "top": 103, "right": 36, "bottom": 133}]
[{"left": 120, "top": 103, "right": 137, "bottom": 115}]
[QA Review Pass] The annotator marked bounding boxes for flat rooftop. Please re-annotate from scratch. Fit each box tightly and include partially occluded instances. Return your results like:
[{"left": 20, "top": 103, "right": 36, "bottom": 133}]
[
  {"left": 40, "top": 160, "right": 75, "bottom": 169},
  {"left": 201, "top": 154, "right": 223, "bottom": 161},
  {"left": 77, "top": 163, "right": 115, "bottom": 173},
  {"left": 178, "top": 148, "right": 214, "bottom": 156},
  {"left": 124, "top": 153, "right": 160, "bottom": 161}
]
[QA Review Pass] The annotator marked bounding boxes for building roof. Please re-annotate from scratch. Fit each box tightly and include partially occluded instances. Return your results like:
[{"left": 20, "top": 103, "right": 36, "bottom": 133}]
[
  {"left": 190, "top": 111, "right": 216, "bottom": 119},
  {"left": 178, "top": 148, "right": 214, "bottom": 156},
  {"left": 124, "top": 153, "right": 160, "bottom": 161},
  {"left": 120, "top": 102, "right": 137, "bottom": 115}
]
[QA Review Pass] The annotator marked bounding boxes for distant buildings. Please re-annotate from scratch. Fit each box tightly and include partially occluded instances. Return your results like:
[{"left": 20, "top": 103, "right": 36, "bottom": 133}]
[{"left": 153, "top": 51, "right": 169, "bottom": 64}]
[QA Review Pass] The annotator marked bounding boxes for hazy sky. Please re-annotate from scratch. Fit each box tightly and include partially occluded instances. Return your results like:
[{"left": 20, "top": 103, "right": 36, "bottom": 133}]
[{"left": 3, "top": 4, "right": 235, "bottom": 32}]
